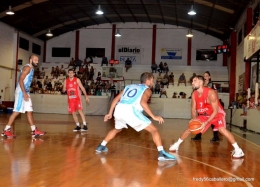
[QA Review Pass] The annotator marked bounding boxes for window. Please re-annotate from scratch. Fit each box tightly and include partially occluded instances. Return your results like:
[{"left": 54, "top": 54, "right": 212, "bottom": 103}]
[{"left": 52, "top": 47, "right": 71, "bottom": 57}]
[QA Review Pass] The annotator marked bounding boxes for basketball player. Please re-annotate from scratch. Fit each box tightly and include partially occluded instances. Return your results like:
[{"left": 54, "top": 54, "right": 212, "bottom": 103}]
[
  {"left": 169, "top": 75, "right": 244, "bottom": 158},
  {"left": 62, "top": 69, "right": 89, "bottom": 132},
  {"left": 191, "top": 71, "right": 220, "bottom": 142},
  {"left": 96, "top": 72, "right": 176, "bottom": 161},
  {"left": 1, "top": 55, "right": 45, "bottom": 138}
]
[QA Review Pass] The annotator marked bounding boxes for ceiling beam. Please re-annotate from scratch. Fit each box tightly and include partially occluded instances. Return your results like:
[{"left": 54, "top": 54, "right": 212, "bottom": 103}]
[
  {"left": 123, "top": 0, "right": 138, "bottom": 23},
  {"left": 205, "top": 0, "right": 217, "bottom": 35},
  {"left": 140, "top": 0, "right": 152, "bottom": 23},
  {"left": 107, "top": 0, "right": 125, "bottom": 23},
  {"left": 157, "top": 0, "right": 165, "bottom": 24}
]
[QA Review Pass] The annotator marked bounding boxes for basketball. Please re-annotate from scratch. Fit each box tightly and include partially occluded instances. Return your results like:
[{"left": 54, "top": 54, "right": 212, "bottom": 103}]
[{"left": 189, "top": 120, "right": 202, "bottom": 134}]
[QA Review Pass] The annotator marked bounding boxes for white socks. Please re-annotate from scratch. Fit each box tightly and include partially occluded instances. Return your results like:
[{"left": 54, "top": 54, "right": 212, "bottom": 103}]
[
  {"left": 83, "top": 122, "right": 87, "bottom": 126},
  {"left": 176, "top": 138, "right": 183, "bottom": 145},
  {"left": 232, "top": 142, "right": 240, "bottom": 150},
  {"left": 31, "top": 125, "right": 36, "bottom": 131},
  {"left": 4, "top": 125, "right": 11, "bottom": 130},
  {"left": 76, "top": 122, "right": 80, "bottom": 127},
  {"left": 101, "top": 140, "right": 107, "bottom": 146},
  {"left": 157, "top": 146, "right": 163, "bottom": 151}
]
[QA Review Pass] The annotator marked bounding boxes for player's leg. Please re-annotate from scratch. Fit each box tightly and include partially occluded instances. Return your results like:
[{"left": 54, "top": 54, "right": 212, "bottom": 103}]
[
  {"left": 2, "top": 112, "right": 20, "bottom": 138},
  {"left": 27, "top": 111, "right": 46, "bottom": 137},
  {"left": 96, "top": 128, "right": 122, "bottom": 153},
  {"left": 213, "top": 115, "right": 244, "bottom": 158},
  {"left": 169, "top": 128, "right": 190, "bottom": 151},
  {"left": 145, "top": 124, "right": 176, "bottom": 161},
  {"left": 78, "top": 109, "right": 88, "bottom": 131},
  {"left": 72, "top": 111, "right": 81, "bottom": 131}
]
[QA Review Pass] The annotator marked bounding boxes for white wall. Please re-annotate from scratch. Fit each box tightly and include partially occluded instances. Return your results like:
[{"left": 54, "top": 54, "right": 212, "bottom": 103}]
[
  {"left": 0, "top": 22, "right": 16, "bottom": 100},
  {"left": 0, "top": 22, "right": 44, "bottom": 101},
  {"left": 45, "top": 22, "right": 223, "bottom": 66}
]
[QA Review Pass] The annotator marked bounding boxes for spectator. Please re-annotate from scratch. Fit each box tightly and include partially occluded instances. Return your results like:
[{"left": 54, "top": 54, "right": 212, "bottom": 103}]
[
  {"left": 156, "top": 73, "right": 163, "bottom": 83},
  {"left": 169, "top": 72, "right": 174, "bottom": 85},
  {"left": 249, "top": 93, "right": 256, "bottom": 109},
  {"left": 158, "top": 62, "right": 164, "bottom": 73},
  {"left": 161, "top": 73, "right": 169, "bottom": 88},
  {"left": 102, "top": 72, "right": 107, "bottom": 77},
  {"left": 89, "top": 66, "right": 95, "bottom": 80},
  {"left": 178, "top": 73, "right": 186, "bottom": 86},
  {"left": 163, "top": 62, "right": 169, "bottom": 73},
  {"left": 240, "top": 102, "right": 248, "bottom": 116},
  {"left": 189, "top": 73, "right": 196, "bottom": 85},
  {"left": 74, "top": 58, "right": 83, "bottom": 71},
  {"left": 151, "top": 63, "right": 158, "bottom": 73},
  {"left": 160, "top": 87, "right": 168, "bottom": 98},
  {"left": 96, "top": 71, "right": 101, "bottom": 82},
  {"left": 39, "top": 67, "right": 45, "bottom": 79},
  {"left": 101, "top": 56, "right": 108, "bottom": 66},
  {"left": 66, "top": 58, "right": 75, "bottom": 69},
  {"left": 46, "top": 82, "right": 53, "bottom": 91},
  {"left": 172, "top": 92, "right": 177, "bottom": 98},
  {"left": 125, "top": 58, "right": 132, "bottom": 72},
  {"left": 44, "top": 76, "right": 50, "bottom": 86},
  {"left": 60, "top": 65, "right": 66, "bottom": 76},
  {"left": 154, "top": 82, "right": 161, "bottom": 94}
]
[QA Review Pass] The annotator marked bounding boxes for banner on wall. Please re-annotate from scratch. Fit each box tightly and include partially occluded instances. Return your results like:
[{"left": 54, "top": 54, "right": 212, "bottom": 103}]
[
  {"left": 238, "top": 73, "right": 244, "bottom": 92},
  {"left": 116, "top": 45, "right": 141, "bottom": 64},
  {"left": 251, "top": 64, "right": 260, "bottom": 90},
  {"left": 161, "top": 48, "right": 182, "bottom": 59}
]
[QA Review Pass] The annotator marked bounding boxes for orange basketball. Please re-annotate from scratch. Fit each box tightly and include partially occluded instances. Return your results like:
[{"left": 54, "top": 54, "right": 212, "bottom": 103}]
[{"left": 189, "top": 120, "right": 202, "bottom": 134}]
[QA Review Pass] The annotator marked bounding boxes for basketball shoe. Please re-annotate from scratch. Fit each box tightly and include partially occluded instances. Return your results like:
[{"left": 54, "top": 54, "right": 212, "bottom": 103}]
[
  {"left": 231, "top": 148, "right": 244, "bottom": 158},
  {"left": 169, "top": 143, "right": 179, "bottom": 151},
  {"left": 81, "top": 125, "right": 88, "bottom": 132},
  {"left": 73, "top": 126, "right": 81, "bottom": 132},
  {"left": 31, "top": 127, "right": 46, "bottom": 138},
  {"left": 96, "top": 144, "right": 108, "bottom": 153},
  {"left": 158, "top": 150, "right": 176, "bottom": 161},
  {"left": 1, "top": 128, "right": 16, "bottom": 138}
]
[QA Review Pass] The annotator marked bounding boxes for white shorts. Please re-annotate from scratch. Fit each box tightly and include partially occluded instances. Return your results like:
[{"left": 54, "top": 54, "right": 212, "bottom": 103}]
[
  {"left": 113, "top": 104, "right": 151, "bottom": 132},
  {"left": 13, "top": 91, "right": 33, "bottom": 113}
]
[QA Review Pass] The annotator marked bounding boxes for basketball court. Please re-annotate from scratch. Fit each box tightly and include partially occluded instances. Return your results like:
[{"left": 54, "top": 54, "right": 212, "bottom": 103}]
[{"left": 0, "top": 113, "right": 259, "bottom": 187}]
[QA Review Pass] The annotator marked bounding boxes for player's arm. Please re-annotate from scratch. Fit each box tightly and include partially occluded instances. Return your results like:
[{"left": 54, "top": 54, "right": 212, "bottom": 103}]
[
  {"left": 141, "top": 89, "right": 164, "bottom": 124},
  {"left": 19, "top": 66, "right": 30, "bottom": 101},
  {"left": 104, "top": 90, "right": 124, "bottom": 121},
  {"left": 205, "top": 89, "right": 219, "bottom": 125},
  {"left": 62, "top": 79, "right": 66, "bottom": 93},
  {"left": 77, "top": 78, "right": 89, "bottom": 102},
  {"left": 191, "top": 92, "right": 197, "bottom": 119}
]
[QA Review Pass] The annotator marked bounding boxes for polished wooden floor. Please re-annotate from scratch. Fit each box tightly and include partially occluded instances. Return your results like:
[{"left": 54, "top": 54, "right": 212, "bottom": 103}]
[{"left": 0, "top": 113, "right": 259, "bottom": 187}]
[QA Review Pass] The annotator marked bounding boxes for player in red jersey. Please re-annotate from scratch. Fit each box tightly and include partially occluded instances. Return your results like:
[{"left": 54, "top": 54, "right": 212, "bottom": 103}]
[
  {"left": 169, "top": 75, "right": 244, "bottom": 158},
  {"left": 62, "top": 69, "right": 90, "bottom": 132}
]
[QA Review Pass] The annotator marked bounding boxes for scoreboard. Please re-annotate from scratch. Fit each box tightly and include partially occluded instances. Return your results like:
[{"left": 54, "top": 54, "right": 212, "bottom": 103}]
[{"left": 214, "top": 45, "right": 230, "bottom": 54}]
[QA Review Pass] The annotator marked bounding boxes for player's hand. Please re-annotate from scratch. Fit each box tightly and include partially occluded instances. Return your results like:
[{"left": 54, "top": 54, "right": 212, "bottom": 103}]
[
  {"left": 200, "top": 121, "right": 207, "bottom": 132},
  {"left": 104, "top": 114, "right": 112, "bottom": 122},
  {"left": 153, "top": 116, "right": 164, "bottom": 124},
  {"left": 85, "top": 96, "right": 90, "bottom": 103},
  {"left": 24, "top": 93, "right": 30, "bottom": 102}
]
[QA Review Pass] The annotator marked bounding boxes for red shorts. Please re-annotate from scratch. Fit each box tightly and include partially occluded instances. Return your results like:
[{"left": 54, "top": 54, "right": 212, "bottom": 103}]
[
  {"left": 197, "top": 113, "right": 226, "bottom": 134},
  {"left": 68, "top": 99, "right": 83, "bottom": 113}
]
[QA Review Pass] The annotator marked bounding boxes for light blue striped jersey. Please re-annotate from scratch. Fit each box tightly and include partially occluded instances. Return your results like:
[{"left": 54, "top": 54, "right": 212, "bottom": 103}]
[
  {"left": 16, "top": 64, "right": 34, "bottom": 93},
  {"left": 118, "top": 84, "right": 149, "bottom": 110}
]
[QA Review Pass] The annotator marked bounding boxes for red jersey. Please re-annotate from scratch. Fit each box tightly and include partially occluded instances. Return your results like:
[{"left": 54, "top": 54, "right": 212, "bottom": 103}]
[
  {"left": 66, "top": 77, "right": 81, "bottom": 101},
  {"left": 193, "top": 87, "right": 225, "bottom": 116}
]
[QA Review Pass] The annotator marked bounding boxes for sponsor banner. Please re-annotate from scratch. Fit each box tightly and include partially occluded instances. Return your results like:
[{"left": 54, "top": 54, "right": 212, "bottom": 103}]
[
  {"left": 161, "top": 48, "right": 182, "bottom": 59},
  {"left": 238, "top": 73, "right": 244, "bottom": 92},
  {"left": 116, "top": 45, "right": 141, "bottom": 64},
  {"left": 244, "top": 22, "right": 260, "bottom": 60}
]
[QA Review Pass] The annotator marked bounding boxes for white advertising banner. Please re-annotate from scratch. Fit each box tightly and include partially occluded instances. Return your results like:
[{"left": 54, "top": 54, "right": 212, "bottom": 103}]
[
  {"left": 244, "top": 22, "right": 260, "bottom": 60},
  {"left": 161, "top": 48, "right": 182, "bottom": 60},
  {"left": 116, "top": 45, "right": 141, "bottom": 64}
]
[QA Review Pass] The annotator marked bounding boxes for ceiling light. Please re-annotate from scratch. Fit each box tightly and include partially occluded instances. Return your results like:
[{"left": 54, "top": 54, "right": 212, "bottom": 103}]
[
  {"left": 188, "top": 5, "right": 196, "bottom": 15},
  {"left": 96, "top": 5, "right": 103, "bottom": 15},
  {"left": 46, "top": 29, "right": 53, "bottom": 37},
  {"left": 115, "top": 29, "right": 121, "bottom": 37},
  {"left": 186, "top": 30, "right": 193, "bottom": 37},
  {"left": 6, "top": 6, "right": 15, "bottom": 15}
]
